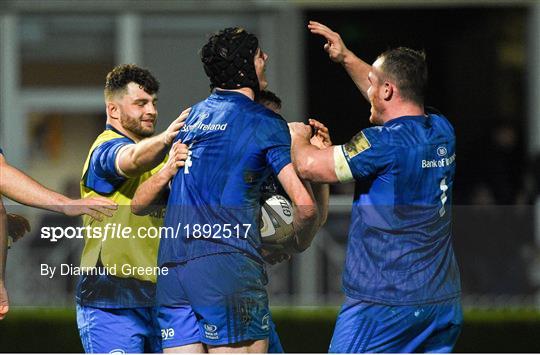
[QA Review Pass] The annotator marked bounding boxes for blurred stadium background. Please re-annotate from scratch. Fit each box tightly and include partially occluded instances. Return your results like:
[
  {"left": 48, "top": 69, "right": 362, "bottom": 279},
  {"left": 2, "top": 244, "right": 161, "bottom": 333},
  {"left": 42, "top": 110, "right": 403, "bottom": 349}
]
[{"left": 1, "top": 0, "right": 540, "bottom": 352}]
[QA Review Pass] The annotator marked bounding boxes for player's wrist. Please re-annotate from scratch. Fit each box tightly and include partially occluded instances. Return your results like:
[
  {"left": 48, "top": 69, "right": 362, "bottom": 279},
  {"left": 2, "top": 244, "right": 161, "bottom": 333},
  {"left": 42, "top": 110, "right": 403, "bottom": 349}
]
[
  {"left": 158, "top": 131, "right": 172, "bottom": 147},
  {"left": 57, "top": 198, "right": 73, "bottom": 215},
  {"left": 158, "top": 166, "right": 176, "bottom": 183},
  {"left": 341, "top": 48, "right": 357, "bottom": 67}
]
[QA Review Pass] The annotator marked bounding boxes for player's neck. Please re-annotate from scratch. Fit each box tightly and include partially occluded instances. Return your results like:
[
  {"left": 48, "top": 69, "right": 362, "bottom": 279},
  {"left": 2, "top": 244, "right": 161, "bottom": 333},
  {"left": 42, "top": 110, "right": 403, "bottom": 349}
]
[
  {"left": 383, "top": 102, "right": 425, "bottom": 123},
  {"left": 106, "top": 119, "right": 144, "bottom": 143},
  {"left": 215, "top": 87, "right": 255, "bottom": 101}
]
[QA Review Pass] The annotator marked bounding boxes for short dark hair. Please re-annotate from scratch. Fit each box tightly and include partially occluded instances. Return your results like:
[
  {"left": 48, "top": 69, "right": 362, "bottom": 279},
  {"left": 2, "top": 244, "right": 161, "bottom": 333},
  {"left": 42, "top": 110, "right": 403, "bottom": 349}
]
[
  {"left": 378, "top": 47, "right": 427, "bottom": 105},
  {"left": 256, "top": 90, "right": 282, "bottom": 110},
  {"left": 104, "top": 64, "right": 159, "bottom": 101}
]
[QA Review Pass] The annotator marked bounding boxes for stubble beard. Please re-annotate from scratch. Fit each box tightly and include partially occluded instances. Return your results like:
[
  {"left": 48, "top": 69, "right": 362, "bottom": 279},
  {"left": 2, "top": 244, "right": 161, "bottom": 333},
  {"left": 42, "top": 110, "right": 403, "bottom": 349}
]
[
  {"left": 120, "top": 112, "right": 155, "bottom": 138},
  {"left": 369, "top": 98, "right": 383, "bottom": 126}
]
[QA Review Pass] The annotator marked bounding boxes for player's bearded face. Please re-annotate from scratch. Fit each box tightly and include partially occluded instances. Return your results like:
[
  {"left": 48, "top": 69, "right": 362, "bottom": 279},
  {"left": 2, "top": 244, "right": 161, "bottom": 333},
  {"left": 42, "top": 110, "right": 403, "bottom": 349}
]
[
  {"left": 369, "top": 86, "right": 384, "bottom": 125},
  {"left": 367, "top": 60, "right": 385, "bottom": 125},
  {"left": 118, "top": 83, "right": 157, "bottom": 138},
  {"left": 119, "top": 109, "right": 155, "bottom": 138},
  {"left": 254, "top": 48, "right": 269, "bottom": 91}
]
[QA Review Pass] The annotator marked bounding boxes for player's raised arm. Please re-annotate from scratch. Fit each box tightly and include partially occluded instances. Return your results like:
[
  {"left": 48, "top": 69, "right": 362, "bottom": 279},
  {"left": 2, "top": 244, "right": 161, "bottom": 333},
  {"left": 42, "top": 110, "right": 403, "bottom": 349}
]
[
  {"left": 308, "top": 21, "right": 372, "bottom": 100},
  {"left": 277, "top": 164, "right": 319, "bottom": 252},
  {"left": 116, "top": 108, "right": 190, "bottom": 177},
  {"left": 131, "top": 140, "right": 189, "bottom": 215},
  {"left": 0, "top": 196, "right": 8, "bottom": 320},
  {"left": 0, "top": 154, "right": 116, "bottom": 221}
]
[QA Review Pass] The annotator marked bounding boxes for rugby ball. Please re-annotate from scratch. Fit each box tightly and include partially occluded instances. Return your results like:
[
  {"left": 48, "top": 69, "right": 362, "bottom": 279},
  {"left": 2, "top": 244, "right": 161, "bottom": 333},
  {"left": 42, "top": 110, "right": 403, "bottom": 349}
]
[{"left": 260, "top": 194, "right": 294, "bottom": 244}]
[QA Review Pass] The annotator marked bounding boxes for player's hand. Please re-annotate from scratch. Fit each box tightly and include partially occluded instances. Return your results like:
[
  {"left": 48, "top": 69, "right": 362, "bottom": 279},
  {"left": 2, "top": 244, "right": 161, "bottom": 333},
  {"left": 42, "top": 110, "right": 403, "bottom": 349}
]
[
  {"left": 62, "top": 197, "right": 118, "bottom": 221},
  {"left": 7, "top": 213, "right": 31, "bottom": 242},
  {"left": 260, "top": 246, "right": 291, "bottom": 265},
  {"left": 0, "top": 282, "right": 8, "bottom": 320},
  {"left": 162, "top": 140, "right": 190, "bottom": 179},
  {"left": 162, "top": 107, "right": 191, "bottom": 146},
  {"left": 289, "top": 122, "right": 312, "bottom": 141},
  {"left": 308, "top": 21, "right": 351, "bottom": 64},
  {"left": 309, "top": 119, "right": 333, "bottom": 149}
]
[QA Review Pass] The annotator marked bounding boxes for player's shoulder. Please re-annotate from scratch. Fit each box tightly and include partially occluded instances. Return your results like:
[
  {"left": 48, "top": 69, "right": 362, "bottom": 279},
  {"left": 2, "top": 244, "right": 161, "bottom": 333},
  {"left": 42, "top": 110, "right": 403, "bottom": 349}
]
[
  {"left": 248, "top": 102, "right": 288, "bottom": 128},
  {"left": 360, "top": 126, "right": 391, "bottom": 147},
  {"left": 343, "top": 126, "right": 392, "bottom": 157},
  {"left": 379, "top": 110, "right": 454, "bottom": 146},
  {"left": 181, "top": 100, "right": 208, "bottom": 124},
  {"left": 95, "top": 126, "right": 133, "bottom": 143},
  {"left": 90, "top": 127, "right": 133, "bottom": 158},
  {"left": 428, "top": 112, "right": 455, "bottom": 137}
]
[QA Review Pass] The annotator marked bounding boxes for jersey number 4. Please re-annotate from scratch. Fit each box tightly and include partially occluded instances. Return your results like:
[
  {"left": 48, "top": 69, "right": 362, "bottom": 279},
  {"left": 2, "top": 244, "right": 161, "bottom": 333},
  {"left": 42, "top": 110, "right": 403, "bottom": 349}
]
[
  {"left": 184, "top": 143, "right": 194, "bottom": 174},
  {"left": 439, "top": 177, "right": 448, "bottom": 217}
]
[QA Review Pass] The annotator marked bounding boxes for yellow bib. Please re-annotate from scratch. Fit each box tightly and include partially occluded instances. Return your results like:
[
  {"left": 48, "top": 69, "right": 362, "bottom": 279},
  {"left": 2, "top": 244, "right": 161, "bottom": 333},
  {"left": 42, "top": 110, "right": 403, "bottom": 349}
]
[{"left": 80, "top": 130, "right": 165, "bottom": 282}]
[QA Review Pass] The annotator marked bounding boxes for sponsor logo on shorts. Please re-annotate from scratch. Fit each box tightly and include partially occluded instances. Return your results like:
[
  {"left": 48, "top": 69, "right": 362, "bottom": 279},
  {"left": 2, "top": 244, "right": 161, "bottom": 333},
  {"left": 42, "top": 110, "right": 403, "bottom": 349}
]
[
  {"left": 261, "top": 313, "right": 270, "bottom": 331},
  {"left": 161, "top": 328, "right": 175, "bottom": 340},
  {"left": 204, "top": 323, "right": 219, "bottom": 340},
  {"left": 109, "top": 349, "right": 125, "bottom": 354}
]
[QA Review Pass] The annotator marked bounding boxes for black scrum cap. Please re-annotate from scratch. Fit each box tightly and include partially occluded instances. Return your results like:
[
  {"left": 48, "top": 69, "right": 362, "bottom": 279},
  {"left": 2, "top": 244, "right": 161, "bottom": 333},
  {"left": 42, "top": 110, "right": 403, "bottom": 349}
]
[{"left": 201, "top": 27, "right": 260, "bottom": 93}]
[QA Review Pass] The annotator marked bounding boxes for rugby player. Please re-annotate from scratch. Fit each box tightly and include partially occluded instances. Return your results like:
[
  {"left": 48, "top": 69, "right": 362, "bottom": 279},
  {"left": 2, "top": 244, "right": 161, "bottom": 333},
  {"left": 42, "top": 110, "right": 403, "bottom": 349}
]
[
  {"left": 287, "top": 21, "right": 462, "bottom": 352},
  {"left": 0, "top": 148, "right": 117, "bottom": 320},
  {"left": 76, "top": 64, "right": 189, "bottom": 353},
  {"left": 154, "top": 27, "right": 325, "bottom": 353},
  {"left": 131, "top": 88, "right": 329, "bottom": 352}
]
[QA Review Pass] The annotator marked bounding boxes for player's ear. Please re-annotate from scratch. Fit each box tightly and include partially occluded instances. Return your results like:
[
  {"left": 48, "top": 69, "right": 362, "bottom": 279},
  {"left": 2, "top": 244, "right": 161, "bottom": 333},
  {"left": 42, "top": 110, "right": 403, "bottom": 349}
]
[
  {"left": 107, "top": 102, "right": 120, "bottom": 120},
  {"left": 383, "top": 81, "right": 393, "bottom": 101}
]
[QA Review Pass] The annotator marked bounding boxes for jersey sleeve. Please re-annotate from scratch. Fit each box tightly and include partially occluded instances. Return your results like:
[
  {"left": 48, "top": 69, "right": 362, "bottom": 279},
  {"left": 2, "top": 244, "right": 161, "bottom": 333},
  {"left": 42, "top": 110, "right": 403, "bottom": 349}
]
[
  {"left": 0, "top": 147, "right": 3, "bottom": 156},
  {"left": 84, "top": 137, "right": 133, "bottom": 194},
  {"left": 258, "top": 115, "right": 292, "bottom": 176},
  {"left": 334, "top": 128, "right": 393, "bottom": 183}
]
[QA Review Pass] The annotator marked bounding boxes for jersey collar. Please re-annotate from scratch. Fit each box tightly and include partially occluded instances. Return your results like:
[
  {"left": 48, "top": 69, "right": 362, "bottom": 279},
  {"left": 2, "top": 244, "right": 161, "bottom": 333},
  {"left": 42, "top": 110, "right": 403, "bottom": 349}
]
[
  {"left": 105, "top": 124, "right": 136, "bottom": 143},
  {"left": 384, "top": 115, "right": 431, "bottom": 127},
  {"left": 212, "top": 89, "right": 253, "bottom": 103}
]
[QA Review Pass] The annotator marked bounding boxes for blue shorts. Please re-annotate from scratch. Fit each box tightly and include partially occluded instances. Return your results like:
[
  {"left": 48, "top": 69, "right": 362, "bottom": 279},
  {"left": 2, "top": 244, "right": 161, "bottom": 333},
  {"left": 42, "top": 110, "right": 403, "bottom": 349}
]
[
  {"left": 157, "top": 252, "right": 277, "bottom": 348},
  {"left": 329, "top": 297, "right": 463, "bottom": 353},
  {"left": 76, "top": 304, "right": 161, "bottom": 353}
]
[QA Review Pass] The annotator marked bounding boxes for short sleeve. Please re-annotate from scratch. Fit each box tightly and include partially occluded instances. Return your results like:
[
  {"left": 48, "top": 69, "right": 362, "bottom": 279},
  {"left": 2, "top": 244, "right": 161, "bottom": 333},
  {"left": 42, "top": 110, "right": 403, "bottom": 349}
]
[
  {"left": 84, "top": 138, "right": 133, "bottom": 194},
  {"left": 258, "top": 116, "right": 292, "bottom": 176},
  {"left": 334, "top": 128, "right": 392, "bottom": 182},
  {"left": 0, "top": 147, "right": 3, "bottom": 156}
]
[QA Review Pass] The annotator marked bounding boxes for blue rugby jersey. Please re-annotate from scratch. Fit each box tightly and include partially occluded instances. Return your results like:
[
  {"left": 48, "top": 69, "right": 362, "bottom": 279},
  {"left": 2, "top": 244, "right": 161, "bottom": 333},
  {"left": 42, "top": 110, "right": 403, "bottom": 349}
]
[
  {"left": 159, "top": 90, "right": 291, "bottom": 266},
  {"left": 334, "top": 114, "right": 461, "bottom": 305}
]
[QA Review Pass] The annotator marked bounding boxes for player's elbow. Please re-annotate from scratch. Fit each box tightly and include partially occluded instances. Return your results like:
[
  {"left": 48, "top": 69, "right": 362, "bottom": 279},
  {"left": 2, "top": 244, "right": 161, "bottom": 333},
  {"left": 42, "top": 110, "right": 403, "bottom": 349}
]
[
  {"left": 294, "top": 157, "right": 315, "bottom": 181},
  {"left": 130, "top": 205, "right": 143, "bottom": 216},
  {"left": 130, "top": 201, "right": 148, "bottom": 216}
]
